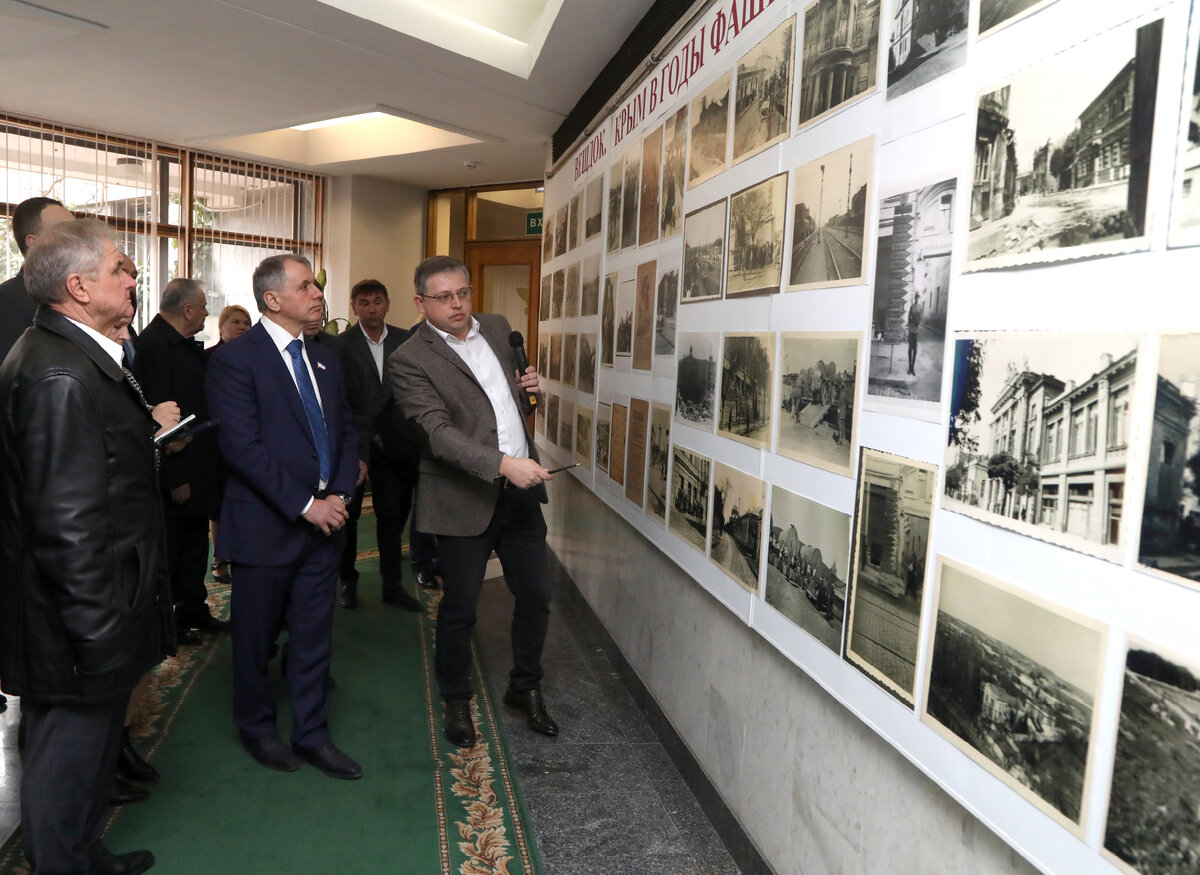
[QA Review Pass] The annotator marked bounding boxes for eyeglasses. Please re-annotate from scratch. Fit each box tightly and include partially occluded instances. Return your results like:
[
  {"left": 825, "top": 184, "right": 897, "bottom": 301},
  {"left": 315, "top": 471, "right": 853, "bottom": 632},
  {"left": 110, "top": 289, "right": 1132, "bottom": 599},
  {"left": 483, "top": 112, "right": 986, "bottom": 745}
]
[{"left": 421, "top": 289, "right": 471, "bottom": 305}]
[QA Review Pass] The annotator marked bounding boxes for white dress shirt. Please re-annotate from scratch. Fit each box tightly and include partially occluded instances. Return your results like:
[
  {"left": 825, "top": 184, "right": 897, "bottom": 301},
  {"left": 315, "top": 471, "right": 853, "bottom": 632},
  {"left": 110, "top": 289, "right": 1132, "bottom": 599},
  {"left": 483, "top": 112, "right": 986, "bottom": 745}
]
[
  {"left": 429, "top": 317, "right": 529, "bottom": 459},
  {"left": 66, "top": 316, "right": 124, "bottom": 368},
  {"left": 359, "top": 322, "right": 387, "bottom": 382}
]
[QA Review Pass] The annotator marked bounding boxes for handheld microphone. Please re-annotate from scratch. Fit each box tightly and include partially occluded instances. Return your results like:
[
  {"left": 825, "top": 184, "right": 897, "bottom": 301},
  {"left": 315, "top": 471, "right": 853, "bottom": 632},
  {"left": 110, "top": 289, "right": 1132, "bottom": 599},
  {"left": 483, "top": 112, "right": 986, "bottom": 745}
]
[{"left": 509, "top": 330, "right": 538, "bottom": 407}]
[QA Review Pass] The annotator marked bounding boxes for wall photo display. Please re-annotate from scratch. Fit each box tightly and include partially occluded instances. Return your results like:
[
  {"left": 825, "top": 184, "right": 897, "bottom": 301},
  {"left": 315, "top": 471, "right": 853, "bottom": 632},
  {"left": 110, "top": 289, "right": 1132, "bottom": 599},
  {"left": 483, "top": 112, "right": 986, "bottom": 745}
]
[
  {"left": 610, "top": 402, "right": 629, "bottom": 486},
  {"left": 625, "top": 398, "right": 650, "bottom": 508},
  {"left": 581, "top": 255, "right": 601, "bottom": 317},
  {"left": 668, "top": 444, "right": 712, "bottom": 554},
  {"left": 601, "top": 272, "right": 616, "bottom": 367},
  {"left": 616, "top": 279, "right": 635, "bottom": 358},
  {"left": 596, "top": 402, "right": 613, "bottom": 474},
  {"left": 728, "top": 172, "right": 789, "bottom": 297},
  {"left": 585, "top": 175, "right": 604, "bottom": 242},
  {"left": 733, "top": 16, "right": 795, "bottom": 165},
  {"left": 575, "top": 406, "right": 594, "bottom": 470},
  {"left": 682, "top": 198, "right": 727, "bottom": 302},
  {"left": 661, "top": 105, "right": 688, "bottom": 238},
  {"left": 688, "top": 72, "right": 731, "bottom": 189},
  {"left": 606, "top": 158, "right": 623, "bottom": 254},
  {"left": 777, "top": 331, "right": 861, "bottom": 477},
  {"left": 710, "top": 461, "right": 766, "bottom": 592},
  {"left": 647, "top": 402, "right": 672, "bottom": 523},
  {"left": 655, "top": 261, "right": 680, "bottom": 359},
  {"left": 718, "top": 332, "right": 776, "bottom": 451},
  {"left": 640, "top": 126, "right": 662, "bottom": 246},
  {"left": 622, "top": 149, "right": 641, "bottom": 249},
  {"left": 886, "top": 0, "right": 967, "bottom": 100},
  {"left": 633, "top": 260, "right": 656, "bottom": 371},
  {"left": 578, "top": 333, "right": 597, "bottom": 395},
  {"left": 1169, "top": 10, "right": 1200, "bottom": 248},
  {"left": 558, "top": 400, "right": 574, "bottom": 452},
  {"left": 675, "top": 331, "right": 720, "bottom": 432},
  {"left": 797, "top": 0, "right": 880, "bottom": 130}
]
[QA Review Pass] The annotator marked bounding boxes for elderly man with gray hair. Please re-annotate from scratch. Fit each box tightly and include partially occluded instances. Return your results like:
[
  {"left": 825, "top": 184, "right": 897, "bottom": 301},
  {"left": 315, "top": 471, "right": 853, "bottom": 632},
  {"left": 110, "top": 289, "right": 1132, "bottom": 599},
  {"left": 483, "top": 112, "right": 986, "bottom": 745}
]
[
  {"left": 134, "top": 276, "right": 227, "bottom": 644},
  {"left": 0, "top": 218, "right": 173, "bottom": 874}
]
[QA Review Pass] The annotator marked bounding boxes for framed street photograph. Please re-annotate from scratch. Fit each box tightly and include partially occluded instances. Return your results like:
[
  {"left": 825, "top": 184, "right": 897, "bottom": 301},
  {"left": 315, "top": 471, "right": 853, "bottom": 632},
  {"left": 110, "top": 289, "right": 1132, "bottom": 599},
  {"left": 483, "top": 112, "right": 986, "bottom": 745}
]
[
  {"left": 688, "top": 72, "right": 731, "bottom": 189},
  {"left": 578, "top": 333, "right": 597, "bottom": 395},
  {"left": 621, "top": 149, "right": 641, "bottom": 249},
  {"left": 718, "top": 332, "right": 775, "bottom": 451},
  {"left": 568, "top": 192, "right": 581, "bottom": 252},
  {"left": 633, "top": 259, "right": 656, "bottom": 371},
  {"left": 542, "top": 212, "right": 554, "bottom": 260},
  {"left": 943, "top": 330, "right": 1143, "bottom": 563},
  {"left": 660, "top": 105, "right": 688, "bottom": 239},
  {"left": 606, "top": 157, "right": 623, "bottom": 255},
  {"left": 777, "top": 331, "right": 861, "bottom": 477},
  {"left": 596, "top": 402, "right": 613, "bottom": 473},
  {"left": 788, "top": 136, "right": 874, "bottom": 291},
  {"left": 585, "top": 175, "right": 603, "bottom": 241},
  {"left": 765, "top": 485, "right": 851, "bottom": 654},
  {"left": 733, "top": 16, "right": 795, "bottom": 165},
  {"left": 553, "top": 203, "right": 567, "bottom": 257},
  {"left": 887, "top": 0, "right": 967, "bottom": 100},
  {"left": 727, "top": 171, "right": 788, "bottom": 297},
  {"left": 965, "top": 17, "right": 1164, "bottom": 271},
  {"left": 675, "top": 332, "right": 719, "bottom": 431},
  {"left": 625, "top": 398, "right": 650, "bottom": 508},
  {"left": 797, "top": 0, "right": 880, "bottom": 130},
  {"left": 616, "top": 279, "right": 635, "bottom": 359},
  {"left": 668, "top": 444, "right": 712, "bottom": 555},
  {"left": 537, "top": 335, "right": 548, "bottom": 377},
  {"left": 535, "top": 392, "right": 546, "bottom": 436},
  {"left": 539, "top": 273, "right": 550, "bottom": 322},
  {"left": 546, "top": 392, "right": 560, "bottom": 445},
  {"left": 710, "top": 461, "right": 766, "bottom": 592},
  {"left": 558, "top": 400, "right": 574, "bottom": 452},
  {"left": 867, "top": 177, "right": 956, "bottom": 419},
  {"left": 655, "top": 262, "right": 679, "bottom": 358},
  {"left": 581, "top": 254, "right": 601, "bottom": 317},
  {"left": 639, "top": 125, "right": 662, "bottom": 246},
  {"left": 551, "top": 269, "right": 564, "bottom": 320},
  {"left": 548, "top": 333, "right": 562, "bottom": 382},
  {"left": 922, "top": 556, "right": 1107, "bottom": 837},
  {"left": 601, "top": 272, "right": 616, "bottom": 367},
  {"left": 575, "top": 406, "right": 594, "bottom": 470},
  {"left": 565, "top": 262, "right": 581, "bottom": 319},
  {"left": 646, "top": 402, "right": 672, "bottom": 523},
  {"left": 562, "top": 333, "right": 577, "bottom": 388},
  {"left": 845, "top": 447, "right": 937, "bottom": 704},
  {"left": 682, "top": 199, "right": 727, "bottom": 302},
  {"left": 977, "top": 0, "right": 1061, "bottom": 40}
]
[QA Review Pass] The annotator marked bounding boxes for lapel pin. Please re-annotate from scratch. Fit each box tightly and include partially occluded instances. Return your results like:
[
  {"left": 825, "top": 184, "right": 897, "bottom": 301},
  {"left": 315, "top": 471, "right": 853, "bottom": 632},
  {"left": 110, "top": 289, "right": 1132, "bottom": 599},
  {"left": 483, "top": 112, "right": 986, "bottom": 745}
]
[{"left": 317, "top": 362, "right": 327, "bottom": 370}]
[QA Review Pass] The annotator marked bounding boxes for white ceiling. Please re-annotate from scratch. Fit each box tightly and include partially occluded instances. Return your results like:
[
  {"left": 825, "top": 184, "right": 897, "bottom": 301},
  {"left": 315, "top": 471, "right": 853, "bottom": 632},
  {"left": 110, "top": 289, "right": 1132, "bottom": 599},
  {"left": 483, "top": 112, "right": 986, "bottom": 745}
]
[{"left": 0, "top": 0, "right": 656, "bottom": 189}]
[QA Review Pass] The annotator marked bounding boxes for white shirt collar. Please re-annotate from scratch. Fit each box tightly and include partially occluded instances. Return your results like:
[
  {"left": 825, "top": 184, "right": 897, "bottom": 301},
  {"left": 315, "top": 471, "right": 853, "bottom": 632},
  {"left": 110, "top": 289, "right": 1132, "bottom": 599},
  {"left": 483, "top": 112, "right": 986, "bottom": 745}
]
[
  {"left": 427, "top": 316, "right": 479, "bottom": 345},
  {"left": 64, "top": 316, "right": 124, "bottom": 367},
  {"left": 261, "top": 314, "right": 303, "bottom": 352},
  {"left": 358, "top": 322, "right": 388, "bottom": 345}
]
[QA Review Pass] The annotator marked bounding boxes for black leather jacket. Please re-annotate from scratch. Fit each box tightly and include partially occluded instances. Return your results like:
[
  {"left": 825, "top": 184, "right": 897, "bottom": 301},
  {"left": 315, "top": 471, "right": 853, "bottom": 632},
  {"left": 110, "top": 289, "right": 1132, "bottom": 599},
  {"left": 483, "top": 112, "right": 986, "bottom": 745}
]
[{"left": 0, "top": 307, "right": 174, "bottom": 704}]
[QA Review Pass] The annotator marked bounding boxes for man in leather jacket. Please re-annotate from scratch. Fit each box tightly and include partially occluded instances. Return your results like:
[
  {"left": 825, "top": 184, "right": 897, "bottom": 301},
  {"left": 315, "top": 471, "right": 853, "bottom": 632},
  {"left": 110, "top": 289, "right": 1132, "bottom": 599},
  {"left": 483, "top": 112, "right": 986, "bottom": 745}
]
[{"left": 0, "top": 219, "right": 173, "bottom": 875}]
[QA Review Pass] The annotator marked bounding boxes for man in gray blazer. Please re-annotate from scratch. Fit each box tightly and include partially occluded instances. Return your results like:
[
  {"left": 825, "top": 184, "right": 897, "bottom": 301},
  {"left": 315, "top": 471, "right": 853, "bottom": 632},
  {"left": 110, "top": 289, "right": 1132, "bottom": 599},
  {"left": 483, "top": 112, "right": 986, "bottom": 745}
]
[{"left": 389, "top": 255, "right": 558, "bottom": 747}]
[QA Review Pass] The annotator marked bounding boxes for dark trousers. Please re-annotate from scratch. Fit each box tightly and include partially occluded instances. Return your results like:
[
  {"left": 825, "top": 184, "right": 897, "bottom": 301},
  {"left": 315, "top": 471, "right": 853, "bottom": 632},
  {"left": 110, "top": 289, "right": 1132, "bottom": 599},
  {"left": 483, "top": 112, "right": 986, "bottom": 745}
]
[
  {"left": 166, "top": 514, "right": 212, "bottom": 625},
  {"left": 22, "top": 692, "right": 130, "bottom": 873},
  {"left": 408, "top": 483, "right": 440, "bottom": 574},
  {"left": 436, "top": 488, "right": 550, "bottom": 701},
  {"left": 231, "top": 538, "right": 338, "bottom": 747},
  {"left": 340, "top": 447, "right": 417, "bottom": 597}
]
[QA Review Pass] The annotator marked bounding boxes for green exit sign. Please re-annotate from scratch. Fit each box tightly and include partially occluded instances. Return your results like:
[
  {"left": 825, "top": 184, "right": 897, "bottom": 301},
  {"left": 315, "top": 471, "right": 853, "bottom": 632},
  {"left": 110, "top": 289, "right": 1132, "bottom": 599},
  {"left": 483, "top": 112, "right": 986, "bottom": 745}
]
[{"left": 526, "top": 210, "right": 543, "bottom": 236}]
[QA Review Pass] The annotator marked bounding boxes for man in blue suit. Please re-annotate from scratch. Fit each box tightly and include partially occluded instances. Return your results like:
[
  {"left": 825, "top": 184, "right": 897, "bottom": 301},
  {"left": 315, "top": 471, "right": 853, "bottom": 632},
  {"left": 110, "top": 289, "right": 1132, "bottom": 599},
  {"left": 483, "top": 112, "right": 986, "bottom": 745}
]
[{"left": 206, "top": 254, "right": 362, "bottom": 779}]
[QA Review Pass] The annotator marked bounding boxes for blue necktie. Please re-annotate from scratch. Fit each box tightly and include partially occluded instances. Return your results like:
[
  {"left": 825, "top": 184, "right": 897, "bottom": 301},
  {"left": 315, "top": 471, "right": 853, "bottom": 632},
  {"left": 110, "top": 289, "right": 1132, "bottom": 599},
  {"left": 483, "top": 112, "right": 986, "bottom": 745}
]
[{"left": 287, "top": 339, "right": 331, "bottom": 483}]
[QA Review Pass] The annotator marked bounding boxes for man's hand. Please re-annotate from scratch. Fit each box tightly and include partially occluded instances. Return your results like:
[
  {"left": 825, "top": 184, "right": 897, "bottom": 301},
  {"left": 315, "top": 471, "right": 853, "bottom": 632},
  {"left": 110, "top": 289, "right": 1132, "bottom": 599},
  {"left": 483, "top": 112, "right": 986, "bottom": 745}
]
[
  {"left": 515, "top": 366, "right": 540, "bottom": 397},
  {"left": 170, "top": 483, "right": 192, "bottom": 505},
  {"left": 499, "top": 456, "right": 551, "bottom": 490},
  {"left": 151, "top": 401, "right": 181, "bottom": 437},
  {"left": 303, "top": 496, "right": 349, "bottom": 535},
  {"left": 357, "top": 460, "right": 368, "bottom": 487}
]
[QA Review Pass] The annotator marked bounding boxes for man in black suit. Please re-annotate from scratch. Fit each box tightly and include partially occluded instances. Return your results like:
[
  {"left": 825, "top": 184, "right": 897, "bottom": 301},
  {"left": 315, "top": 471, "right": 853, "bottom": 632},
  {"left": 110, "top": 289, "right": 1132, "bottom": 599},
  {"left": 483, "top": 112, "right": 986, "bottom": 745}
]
[
  {"left": 206, "top": 254, "right": 362, "bottom": 779},
  {"left": 336, "top": 279, "right": 421, "bottom": 610},
  {"left": 0, "top": 197, "right": 75, "bottom": 363}
]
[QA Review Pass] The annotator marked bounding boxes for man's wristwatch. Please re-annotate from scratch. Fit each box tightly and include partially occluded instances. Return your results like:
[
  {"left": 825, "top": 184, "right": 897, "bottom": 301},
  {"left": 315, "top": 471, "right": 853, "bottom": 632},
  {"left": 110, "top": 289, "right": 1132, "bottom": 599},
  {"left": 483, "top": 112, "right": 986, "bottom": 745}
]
[{"left": 334, "top": 492, "right": 353, "bottom": 506}]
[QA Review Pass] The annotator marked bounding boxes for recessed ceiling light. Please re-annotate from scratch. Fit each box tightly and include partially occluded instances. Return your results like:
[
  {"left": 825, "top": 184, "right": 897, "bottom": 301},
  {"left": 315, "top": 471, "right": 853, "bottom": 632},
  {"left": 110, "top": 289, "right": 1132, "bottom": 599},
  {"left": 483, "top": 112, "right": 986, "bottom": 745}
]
[{"left": 292, "top": 111, "right": 388, "bottom": 131}]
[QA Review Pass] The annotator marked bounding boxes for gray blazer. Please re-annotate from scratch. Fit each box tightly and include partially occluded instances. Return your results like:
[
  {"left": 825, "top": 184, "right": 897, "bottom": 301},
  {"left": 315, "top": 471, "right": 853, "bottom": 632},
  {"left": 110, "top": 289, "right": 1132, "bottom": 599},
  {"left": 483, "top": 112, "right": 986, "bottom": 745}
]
[{"left": 388, "top": 313, "right": 544, "bottom": 537}]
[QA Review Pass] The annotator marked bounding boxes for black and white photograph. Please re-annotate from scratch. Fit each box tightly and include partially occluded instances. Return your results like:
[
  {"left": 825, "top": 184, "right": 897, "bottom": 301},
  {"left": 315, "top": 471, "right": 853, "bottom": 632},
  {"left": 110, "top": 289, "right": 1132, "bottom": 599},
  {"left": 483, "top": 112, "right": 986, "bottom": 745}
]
[
  {"left": 576, "top": 406, "right": 594, "bottom": 470},
  {"left": 535, "top": 392, "right": 546, "bottom": 436},
  {"left": 554, "top": 203, "right": 568, "bottom": 257},
  {"left": 661, "top": 105, "right": 688, "bottom": 239},
  {"left": 640, "top": 125, "right": 662, "bottom": 246},
  {"left": 966, "top": 17, "right": 1164, "bottom": 271},
  {"left": 728, "top": 172, "right": 788, "bottom": 297},
  {"left": 766, "top": 485, "right": 850, "bottom": 654},
  {"left": 551, "top": 268, "right": 565, "bottom": 320},
  {"left": 565, "top": 262, "right": 581, "bottom": 319},
  {"left": 1102, "top": 637, "right": 1200, "bottom": 874},
  {"left": 789, "top": 136, "right": 874, "bottom": 291},
  {"left": 601, "top": 272, "right": 616, "bottom": 367},
  {"left": 887, "top": 0, "right": 967, "bottom": 100},
  {"left": 611, "top": 403, "right": 627, "bottom": 487},
  {"left": 846, "top": 447, "right": 937, "bottom": 704},
  {"left": 568, "top": 192, "right": 581, "bottom": 252},
  {"left": 607, "top": 157, "right": 623, "bottom": 254},
  {"left": 625, "top": 398, "right": 648, "bottom": 507},
  {"left": 943, "top": 330, "right": 1142, "bottom": 562},
  {"left": 548, "top": 332, "right": 563, "bottom": 382},
  {"left": 868, "top": 177, "right": 955, "bottom": 415},
  {"left": 585, "top": 175, "right": 604, "bottom": 241},
  {"left": 682, "top": 199, "right": 727, "bottom": 302},
  {"left": 977, "top": 0, "right": 1060, "bottom": 40},
  {"left": 654, "top": 263, "right": 679, "bottom": 358},
  {"left": 688, "top": 72, "right": 730, "bottom": 189},
  {"left": 778, "top": 332, "right": 860, "bottom": 477},
  {"left": 543, "top": 212, "right": 554, "bottom": 260},
  {"left": 733, "top": 17, "right": 795, "bottom": 165},
  {"left": 621, "top": 149, "right": 641, "bottom": 249},
  {"left": 558, "top": 400, "right": 574, "bottom": 452},
  {"left": 578, "top": 333, "right": 597, "bottom": 395},
  {"left": 675, "top": 332, "right": 719, "bottom": 431},
  {"left": 718, "top": 332, "right": 775, "bottom": 451},
  {"left": 710, "top": 461, "right": 766, "bottom": 592},
  {"left": 922, "top": 557, "right": 1106, "bottom": 835},
  {"left": 633, "top": 259, "right": 655, "bottom": 371},
  {"left": 546, "top": 392, "right": 560, "bottom": 445},
  {"left": 581, "top": 254, "right": 601, "bottom": 317},
  {"left": 798, "top": 0, "right": 880, "bottom": 129},
  {"left": 1137, "top": 332, "right": 1200, "bottom": 590},
  {"left": 646, "top": 402, "right": 672, "bottom": 523},
  {"left": 1169, "top": 13, "right": 1200, "bottom": 248},
  {"left": 596, "top": 402, "right": 613, "bottom": 473},
  {"left": 668, "top": 445, "right": 711, "bottom": 554},
  {"left": 563, "top": 334, "right": 578, "bottom": 388},
  {"left": 616, "top": 278, "right": 635, "bottom": 358},
  {"left": 537, "top": 335, "right": 548, "bottom": 378},
  {"left": 539, "top": 273, "right": 551, "bottom": 322}
]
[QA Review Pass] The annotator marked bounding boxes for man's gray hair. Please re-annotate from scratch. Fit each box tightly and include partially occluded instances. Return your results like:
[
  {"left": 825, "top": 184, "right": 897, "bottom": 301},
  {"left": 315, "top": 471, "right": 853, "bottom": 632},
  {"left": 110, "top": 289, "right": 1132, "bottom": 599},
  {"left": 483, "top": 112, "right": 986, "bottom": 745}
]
[
  {"left": 252, "top": 253, "right": 312, "bottom": 313},
  {"left": 160, "top": 277, "right": 205, "bottom": 314},
  {"left": 23, "top": 218, "right": 114, "bottom": 307}
]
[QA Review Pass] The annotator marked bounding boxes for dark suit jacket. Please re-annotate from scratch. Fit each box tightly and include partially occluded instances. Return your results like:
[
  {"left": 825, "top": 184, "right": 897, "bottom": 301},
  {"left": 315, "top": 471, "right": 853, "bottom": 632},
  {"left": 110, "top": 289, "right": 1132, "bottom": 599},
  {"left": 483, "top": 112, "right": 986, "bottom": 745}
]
[
  {"left": 0, "top": 270, "right": 37, "bottom": 366},
  {"left": 388, "top": 313, "right": 543, "bottom": 537},
  {"left": 132, "top": 313, "right": 218, "bottom": 516},
  {"left": 337, "top": 322, "right": 420, "bottom": 466},
  {"left": 205, "top": 321, "right": 359, "bottom": 566}
]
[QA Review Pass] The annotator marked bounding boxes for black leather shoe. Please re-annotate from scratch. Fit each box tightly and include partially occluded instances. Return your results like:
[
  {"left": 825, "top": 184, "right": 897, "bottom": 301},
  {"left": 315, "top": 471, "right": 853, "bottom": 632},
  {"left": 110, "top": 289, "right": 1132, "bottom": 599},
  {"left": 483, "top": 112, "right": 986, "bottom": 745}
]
[
  {"left": 176, "top": 627, "right": 202, "bottom": 647},
  {"left": 242, "top": 733, "right": 301, "bottom": 772},
  {"left": 117, "top": 727, "right": 159, "bottom": 783},
  {"left": 338, "top": 579, "right": 358, "bottom": 609},
  {"left": 94, "top": 849, "right": 155, "bottom": 874},
  {"left": 382, "top": 588, "right": 421, "bottom": 611},
  {"left": 110, "top": 775, "right": 150, "bottom": 805},
  {"left": 292, "top": 741, "right": 363, "bottom": 779},
  {"left": 190, "top": 613, "right": 229, "bottom": 632},
  {"left": 444, "top": 700, "right": 477, "bottom": 748},
  {"left": 414, "top": 570, "right": 441, "bottom": 589},
  {"left": 503, "top": 686, "right": 559, "bottom": 737}
]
